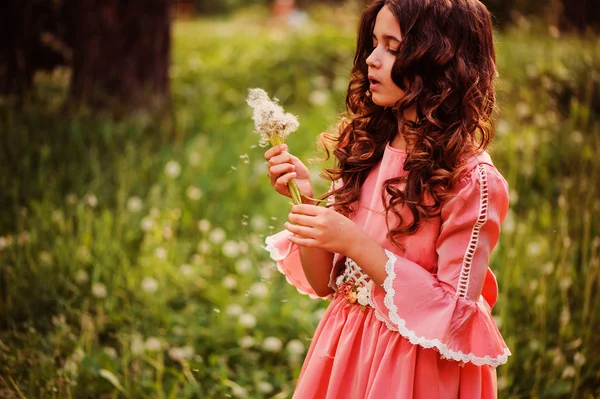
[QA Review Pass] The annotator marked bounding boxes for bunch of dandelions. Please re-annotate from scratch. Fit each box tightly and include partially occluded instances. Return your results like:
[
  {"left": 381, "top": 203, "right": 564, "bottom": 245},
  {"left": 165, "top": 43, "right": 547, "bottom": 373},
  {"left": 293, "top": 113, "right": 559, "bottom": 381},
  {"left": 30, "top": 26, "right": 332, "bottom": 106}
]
[{"left": 247, "top": 88, "right": 305, "bottom": 204}]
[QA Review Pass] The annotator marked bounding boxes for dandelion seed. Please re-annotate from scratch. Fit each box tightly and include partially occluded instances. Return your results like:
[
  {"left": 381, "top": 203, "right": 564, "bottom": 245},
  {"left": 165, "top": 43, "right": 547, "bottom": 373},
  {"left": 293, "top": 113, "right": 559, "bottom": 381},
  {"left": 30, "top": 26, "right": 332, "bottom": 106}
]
[
  {"left": 165, "top": 161, "right": 181, "bottom": 178},
  {"left": 262, "top": 337, "right": 283, "bottom": 352},
  {"left": 141, "top": 277, "right": 159, "bottom": 293},
  {"left": 239, "top": 313, "right": 257, "bottom": 328},
  {"left": 213, "top": 308, "right": 221, "bottom": 313},
  {"left": 127, "top": 196, "right": 143, "bottom": 213},
  {"left": 240, "top": 154, "right": 250, "bottom": 164},
  {"left": 91, "top": 283, "right": 107, "bottom": 299},
  {"left": 230, "top": 165, "right": 237, "bottom": 172},
  {"left": 186, "top": 186, "right": 203, "bottom": 200}
]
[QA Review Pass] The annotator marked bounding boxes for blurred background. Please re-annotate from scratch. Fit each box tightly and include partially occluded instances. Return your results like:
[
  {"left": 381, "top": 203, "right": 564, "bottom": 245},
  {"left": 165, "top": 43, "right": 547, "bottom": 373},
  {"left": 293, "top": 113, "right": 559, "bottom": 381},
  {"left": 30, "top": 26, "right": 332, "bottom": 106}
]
[{"left": 0, "top": 0, "right": 599, "bottom": 398}]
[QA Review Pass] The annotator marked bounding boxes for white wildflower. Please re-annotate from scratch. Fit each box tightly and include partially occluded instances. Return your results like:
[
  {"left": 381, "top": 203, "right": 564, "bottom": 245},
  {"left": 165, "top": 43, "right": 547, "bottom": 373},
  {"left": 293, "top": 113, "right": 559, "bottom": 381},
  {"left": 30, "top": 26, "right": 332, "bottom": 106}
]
[
  {"left": 251, "top": 215, "right": 267, "bottom": 230},
  {"left": 198, "top": 219, "right": 211, "bottom": 232},
  {"left": 239, "top": 313, "right": 257, "bottom": 328},
  {"left": 140, "top": 217, "right": 154, "bottom": 231},
  {"left": 226, "top": 304, "right": 243, "bottom": 317},
  {"left": 186, "top": 186, "right": 203, "bottom": 200},
  {"left": 262, "top": 337, "right": 283, "bottom": 352},
  {"left": 231, "top": 384, "right": 247, "bottom": 398},
  {"left": 197, "top": 240, "right": 211, "bottom": 254},
  {"left": 574, "top": 352, "right": 586, "bottom": 367},
  {"left": 131, "top": 334, "right": 145, "bottom": 355},
  {"left": 179, "top": 263, "right": 194, "bottom": 276},
  {"left": 562, "top": 365, "right": 575, "bottom": 378},
  {"left": 250, "top": 282, "right": 269, "bottom": 298},
  {"left": 222, "top": 275, "right": 238, "bottom": 290},
  {"left": 222, "top": 240, "right": 240, "bottom": 258},
  {"left": 145, "top": 337, "right": 162, "bottom": 352},
  {"left": 127, "top": 196, "right": 143, "bottom": 213},
  {"left": 235, "top": 258, "right": 253, "bottom": 274},
  {"left": 308, "top": 90, "right": 329, "bottom": 106},
  {"left": 168, "top": 345, "right": 194, "bottom": 361},
  {"left": 141, "top": 277, "right": 159, "bottom": 293},
  {"left": 103, "top": 347, "right": 117, "bottom": 358},
  {"left": 165, "top": 160, "right": 181, "bottom": 178},
  {"left": 0, "top": 236, "right": 8, "bottom": 250},
  {"left": 155, "top": 247, "right": 167, "bottom": 260},
  {"left": 246, "top": 88, "right": 299, "bottom": 147},
  {"left": 84, "top": 194, "right": 98, "bottom": 208},
  {"left": 75, "top": 270, "right": 89, "bottom": 284},
  {"left": 286, "top": 339, "right": 305, "bottom": 356},
  {"left": 91, "top": 283, "right": 107, "bottom": 299},
  {"left": 257, "top": 381, "right": 274, "bottom": 394},
  {"left": 239, "top": 335, "right": 255, "bottom": 348},
  {"left": 209, "top": 228, "right": 226, "bottom": 244}
]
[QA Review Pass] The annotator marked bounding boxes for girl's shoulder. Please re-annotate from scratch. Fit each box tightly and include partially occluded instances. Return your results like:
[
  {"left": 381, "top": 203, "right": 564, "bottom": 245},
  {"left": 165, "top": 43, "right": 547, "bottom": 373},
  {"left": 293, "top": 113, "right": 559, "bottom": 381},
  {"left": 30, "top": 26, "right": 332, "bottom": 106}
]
[{"left": 450, "top": 150, "right": 509, "bottom": 205}]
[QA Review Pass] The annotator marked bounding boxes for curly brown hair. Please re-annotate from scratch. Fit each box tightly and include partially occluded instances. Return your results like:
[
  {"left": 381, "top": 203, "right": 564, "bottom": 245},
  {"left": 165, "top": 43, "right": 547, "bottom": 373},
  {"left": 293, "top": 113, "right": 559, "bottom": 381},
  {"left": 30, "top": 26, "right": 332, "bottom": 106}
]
[{"left": 318, "top": 0, "right": 498, "bottom": 249}]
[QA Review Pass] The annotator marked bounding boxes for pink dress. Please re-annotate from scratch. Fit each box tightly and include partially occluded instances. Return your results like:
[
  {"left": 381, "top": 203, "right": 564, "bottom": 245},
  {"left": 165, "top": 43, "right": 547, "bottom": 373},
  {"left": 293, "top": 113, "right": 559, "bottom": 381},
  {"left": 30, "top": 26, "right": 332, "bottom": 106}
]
[{"left": 265, "top": 142, "right": 511, "bottom": 399}]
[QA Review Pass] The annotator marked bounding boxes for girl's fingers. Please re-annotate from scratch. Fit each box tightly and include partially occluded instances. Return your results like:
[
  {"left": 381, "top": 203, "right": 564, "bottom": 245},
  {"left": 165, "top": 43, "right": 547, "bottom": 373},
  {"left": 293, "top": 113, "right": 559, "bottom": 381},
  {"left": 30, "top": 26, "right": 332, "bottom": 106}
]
[
  {"left": 290, "top": 204, "right": 322, "bottom": 216},
  {"left": 269, "top": 163, "right": 295, "bottom": 177},
  {"left": 267, "top": 152, "right": 292, "bottom": 167},
  {"left": 275, "top": 172, "right": 297, "bottom": 188},
  {"left": 287, "top": 233, "right": 317, "bottom": 247},
  {"left": 264, "top": 144, "right": 288, "bottom": 161},
  {"left": 285, "top": 222, "right": 314, "bottom": 238},
  {"left": 288, "top": 213, "right": 316, "bottom": 227}
]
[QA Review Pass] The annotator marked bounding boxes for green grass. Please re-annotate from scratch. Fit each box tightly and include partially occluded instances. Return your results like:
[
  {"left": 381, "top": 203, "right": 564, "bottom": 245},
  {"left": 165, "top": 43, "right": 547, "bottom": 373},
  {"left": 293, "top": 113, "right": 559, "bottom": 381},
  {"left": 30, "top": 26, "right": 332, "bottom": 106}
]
[{"left": 0, "top": 10, "right": 599, "bottom": 399}]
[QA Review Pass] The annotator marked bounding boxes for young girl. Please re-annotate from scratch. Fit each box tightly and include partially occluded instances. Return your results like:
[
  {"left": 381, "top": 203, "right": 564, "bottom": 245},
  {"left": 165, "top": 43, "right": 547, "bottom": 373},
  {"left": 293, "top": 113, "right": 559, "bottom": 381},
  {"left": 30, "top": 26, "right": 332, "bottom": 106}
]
[{"left": 264, "top": 0, "right": 510, "bottom": 397}]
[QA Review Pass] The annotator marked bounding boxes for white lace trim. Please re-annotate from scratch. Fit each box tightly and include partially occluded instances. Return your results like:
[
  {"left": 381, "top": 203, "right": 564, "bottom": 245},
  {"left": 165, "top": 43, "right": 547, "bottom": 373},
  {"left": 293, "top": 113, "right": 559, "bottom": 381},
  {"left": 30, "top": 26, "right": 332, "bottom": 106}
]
[
  {"left": 378, "top": 249, "right": 511, "bottom": 367},
  {"left": 456, "top": 164, "right": 489, "bottom": 299},
  {"left": 264, "top": 234, "right": 329, "bottom": 300}
]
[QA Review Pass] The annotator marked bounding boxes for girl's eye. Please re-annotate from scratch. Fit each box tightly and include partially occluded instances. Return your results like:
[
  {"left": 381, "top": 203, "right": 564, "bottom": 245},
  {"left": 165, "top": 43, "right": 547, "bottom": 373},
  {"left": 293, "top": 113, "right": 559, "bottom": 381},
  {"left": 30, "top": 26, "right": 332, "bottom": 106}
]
[{"left": 387, "top": 48, "right": 399, "bottom": 55}]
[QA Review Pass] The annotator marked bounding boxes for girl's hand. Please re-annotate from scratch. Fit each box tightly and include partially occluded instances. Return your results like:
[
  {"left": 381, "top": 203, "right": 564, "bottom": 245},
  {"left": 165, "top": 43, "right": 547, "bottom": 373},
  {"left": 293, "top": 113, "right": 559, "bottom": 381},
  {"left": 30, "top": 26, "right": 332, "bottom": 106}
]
[
  {"left": 264, "top": 144, "right": 314, "bottom": 200},
  {"left": 284, "top": 204, "right": 364, "bottom": 257}
]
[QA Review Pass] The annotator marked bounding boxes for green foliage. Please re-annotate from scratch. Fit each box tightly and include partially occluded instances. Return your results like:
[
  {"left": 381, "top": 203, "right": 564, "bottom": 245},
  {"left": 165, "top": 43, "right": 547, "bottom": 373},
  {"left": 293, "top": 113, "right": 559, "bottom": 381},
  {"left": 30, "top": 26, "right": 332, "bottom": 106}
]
[{"left": 1, "top": 11, "right": 600, "bottom": 399}]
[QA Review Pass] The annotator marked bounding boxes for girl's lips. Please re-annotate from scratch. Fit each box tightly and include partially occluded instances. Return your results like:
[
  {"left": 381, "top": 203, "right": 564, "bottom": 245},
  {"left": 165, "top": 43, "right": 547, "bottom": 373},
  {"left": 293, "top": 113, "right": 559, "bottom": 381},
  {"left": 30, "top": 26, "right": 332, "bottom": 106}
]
[{"left": 369, "top": 76, "right": 381, "bottom": 90}]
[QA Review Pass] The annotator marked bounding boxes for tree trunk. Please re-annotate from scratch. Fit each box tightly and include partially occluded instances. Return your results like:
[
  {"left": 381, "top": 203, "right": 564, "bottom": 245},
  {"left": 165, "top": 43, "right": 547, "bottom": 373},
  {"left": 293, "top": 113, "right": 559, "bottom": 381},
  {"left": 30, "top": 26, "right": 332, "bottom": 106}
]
[{"left": 70, "top": 0, "right": 171, "bottom": 112}]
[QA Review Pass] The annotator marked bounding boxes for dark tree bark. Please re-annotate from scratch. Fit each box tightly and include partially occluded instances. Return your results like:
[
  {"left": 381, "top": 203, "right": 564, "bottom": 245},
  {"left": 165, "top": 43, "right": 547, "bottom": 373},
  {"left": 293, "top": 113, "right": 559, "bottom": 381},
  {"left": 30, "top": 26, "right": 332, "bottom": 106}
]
[
  {"left": 70, "top": 0, "right": 171, "bottom": 111},
  {"left": 560, "top": 0, "right": 600, "bottom": 31}
]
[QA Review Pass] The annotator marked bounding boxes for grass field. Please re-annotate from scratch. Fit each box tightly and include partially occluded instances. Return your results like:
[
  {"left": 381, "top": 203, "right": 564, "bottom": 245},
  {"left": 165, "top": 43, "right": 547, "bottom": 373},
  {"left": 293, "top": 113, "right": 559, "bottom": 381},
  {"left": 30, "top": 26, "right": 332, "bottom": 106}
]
[{"left": 0, "top": 7, "right": 599, "bottom": 398}]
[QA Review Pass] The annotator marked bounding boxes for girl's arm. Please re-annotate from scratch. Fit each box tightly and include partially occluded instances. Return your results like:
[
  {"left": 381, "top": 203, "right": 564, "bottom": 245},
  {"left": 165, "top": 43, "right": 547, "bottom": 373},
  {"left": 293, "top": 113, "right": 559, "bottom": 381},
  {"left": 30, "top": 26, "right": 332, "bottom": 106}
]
[{"left": 298, "top": 247, "right": 335, "bottom": 297}]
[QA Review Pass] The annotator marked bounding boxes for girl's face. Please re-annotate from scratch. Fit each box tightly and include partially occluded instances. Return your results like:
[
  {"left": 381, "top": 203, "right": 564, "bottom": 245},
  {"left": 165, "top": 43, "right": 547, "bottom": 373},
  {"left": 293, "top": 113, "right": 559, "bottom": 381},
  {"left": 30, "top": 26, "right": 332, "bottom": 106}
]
[{"left": 366, "top": 5, "right": 405, "bottom": 108}]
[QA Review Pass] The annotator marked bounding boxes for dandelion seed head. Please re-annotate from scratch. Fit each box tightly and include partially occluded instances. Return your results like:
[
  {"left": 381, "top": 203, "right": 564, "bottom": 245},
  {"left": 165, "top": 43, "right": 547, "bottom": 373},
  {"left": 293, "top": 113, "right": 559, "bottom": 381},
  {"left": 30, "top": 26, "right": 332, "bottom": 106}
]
[
  {"left": 239, "top": 313, "right": 256, "bottom": 328},
  {"left": 127, "top": 196, "right": 143, "bottom": 213},
  {"left": 186, "top": 186, "right": 203, "bottom": 200},
  {"left": 257, "top": 381, "right": 274, "bottom": 394},
  {"left": 141, "top": 277, "right": 159, "bottom": 293},
  {"left": 145, "top": 337, "right": 162, "bottom": 352},
  {"left": 165, "top": 161, "right": 181, "bottom": 178},
  {"left": 91, "top": 283, "right": 107, "bottom": 299},
  {"left": 262, "top": 336, "right": 283, "bottom": 352},
  {"left": 246, "top": 88, "right": 299, "bottom": 147},
  {"left": 75, "top": 269, "right": 89, "bottom": 284},
  {"left": 198, "top": 219, "right": 211, "bottom": 233}
]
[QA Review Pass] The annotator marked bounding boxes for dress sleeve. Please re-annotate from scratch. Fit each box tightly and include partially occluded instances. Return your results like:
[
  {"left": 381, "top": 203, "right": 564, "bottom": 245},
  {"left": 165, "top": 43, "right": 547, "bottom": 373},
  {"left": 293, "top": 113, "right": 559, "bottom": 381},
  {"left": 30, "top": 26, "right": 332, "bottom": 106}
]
[
  {"left": 264, "top": 180, "right": 341, "bottom": 300},
  {"left": 369, "top": 163, "right": 511, "bottom": 367}
]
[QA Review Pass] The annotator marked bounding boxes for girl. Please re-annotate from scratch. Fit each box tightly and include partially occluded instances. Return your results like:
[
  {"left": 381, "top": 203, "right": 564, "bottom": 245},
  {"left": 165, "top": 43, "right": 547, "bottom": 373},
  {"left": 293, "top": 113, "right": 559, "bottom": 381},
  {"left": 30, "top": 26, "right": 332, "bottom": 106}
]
[{"left": 264, "top": 0, "right": 510, "bottom": 397}]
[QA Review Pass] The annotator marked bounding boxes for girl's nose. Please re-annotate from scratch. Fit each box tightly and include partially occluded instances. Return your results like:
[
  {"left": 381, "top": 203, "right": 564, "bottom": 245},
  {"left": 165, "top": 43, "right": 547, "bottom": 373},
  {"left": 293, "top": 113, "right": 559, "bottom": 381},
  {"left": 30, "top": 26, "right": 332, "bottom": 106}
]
[{"left": 366, "top": 50, "right": 381, "bottom": 69}]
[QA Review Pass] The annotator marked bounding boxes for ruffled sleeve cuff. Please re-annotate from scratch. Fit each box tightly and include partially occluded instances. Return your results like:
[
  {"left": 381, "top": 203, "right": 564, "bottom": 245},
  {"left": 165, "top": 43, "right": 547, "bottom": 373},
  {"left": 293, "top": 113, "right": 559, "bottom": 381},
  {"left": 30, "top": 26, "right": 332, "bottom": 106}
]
[
  {"left": 369, "top": 250, "right": 511, "bottom": 367},
  {"left": 265, "top": 230, "right": 332, "bottom": 300}
]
